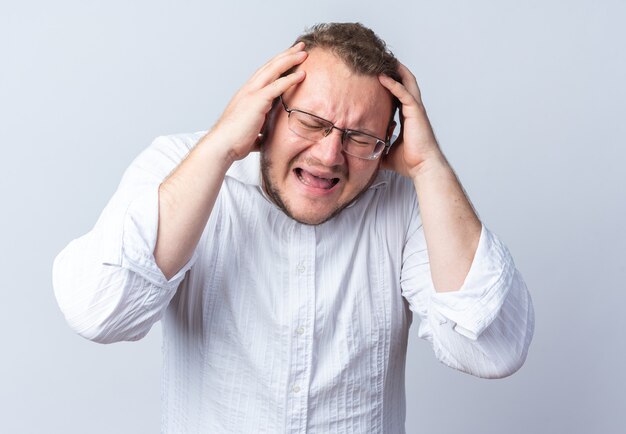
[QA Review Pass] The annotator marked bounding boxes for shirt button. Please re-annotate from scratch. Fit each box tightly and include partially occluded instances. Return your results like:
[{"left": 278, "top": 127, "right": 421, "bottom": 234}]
[
  {"left": 296, "top": 264, "right": 305, "bottom": 274},
  {"left": 292, "top": 385, "right": 301, "bottom": 393},
  {"left": 296, "top": 327, "right": 305, "bottom": 335}
]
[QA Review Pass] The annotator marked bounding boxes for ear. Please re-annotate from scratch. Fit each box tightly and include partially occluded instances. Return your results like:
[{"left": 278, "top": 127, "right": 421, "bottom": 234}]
[
  {"left": 268, "top": 97, "right": 283, "bottom": 130},
  {"left": 386, "top": 120, "right": 397, "bottom": 142},
  {"left": 258, "top": 97, "right": 282, "bottom": 147}
]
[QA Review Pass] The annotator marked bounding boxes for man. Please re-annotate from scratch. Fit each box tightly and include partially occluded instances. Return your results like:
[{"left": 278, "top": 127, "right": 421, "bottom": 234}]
[{"left": 53, "top": 23, "right": 534, "bottom": 433}]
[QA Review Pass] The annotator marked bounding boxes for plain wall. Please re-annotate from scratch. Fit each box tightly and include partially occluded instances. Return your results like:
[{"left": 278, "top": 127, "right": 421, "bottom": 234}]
[{"left": 1, "top": 0, "right": 624, "bottom": 432}]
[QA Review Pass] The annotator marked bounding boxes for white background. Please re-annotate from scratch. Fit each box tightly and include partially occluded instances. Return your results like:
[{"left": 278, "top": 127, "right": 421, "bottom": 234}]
[{"left": 1, "top": 1, "right": 624, "bottom": 432}]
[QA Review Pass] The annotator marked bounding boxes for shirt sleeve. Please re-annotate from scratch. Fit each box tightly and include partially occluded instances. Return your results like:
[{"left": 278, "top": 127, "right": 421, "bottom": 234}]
[
  {"left": 400, "top": 206, "right": 535, "bottom": 379},
  {"left": 52, "top": 133, "right": 204, "bottom": 344}
]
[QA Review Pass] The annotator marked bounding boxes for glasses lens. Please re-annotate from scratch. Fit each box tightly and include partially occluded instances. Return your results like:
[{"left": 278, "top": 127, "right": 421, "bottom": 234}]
[
  {"left": 344, "top": 132, "right": 384, "bottom": 159},
  {"left": 287, "top": 110, "right": 385, "bottom": 160},
  {"left": 288, "top": 111, "right": 332, "bottom": 140}
]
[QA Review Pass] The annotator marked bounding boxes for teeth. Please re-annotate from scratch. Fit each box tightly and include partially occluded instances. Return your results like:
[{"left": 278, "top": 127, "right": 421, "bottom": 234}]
[{"left": 295, "top": 168, "right": 338, "bottom": 190}]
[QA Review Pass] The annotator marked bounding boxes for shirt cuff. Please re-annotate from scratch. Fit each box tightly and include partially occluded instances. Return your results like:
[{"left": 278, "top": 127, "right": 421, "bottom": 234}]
[
  {"left": 101, "top": 184, "right": 197, "bottom": 289},
  {"left": 430, "top": 224, "right": 516, "bottom": 340}
]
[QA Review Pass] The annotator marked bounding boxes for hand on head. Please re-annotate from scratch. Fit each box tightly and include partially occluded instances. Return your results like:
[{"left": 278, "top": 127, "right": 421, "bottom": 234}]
[
  {"left": 379, "top": 62, "right": 443, "bottom": 179},
  {"left": 209, "top": 43, "right": 308, "bottom": 163}
]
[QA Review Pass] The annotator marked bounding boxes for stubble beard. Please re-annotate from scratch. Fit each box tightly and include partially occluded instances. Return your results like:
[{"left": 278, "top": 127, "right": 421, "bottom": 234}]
[{"left": 260, "top": 149, "right": 380, "bottom": 226}]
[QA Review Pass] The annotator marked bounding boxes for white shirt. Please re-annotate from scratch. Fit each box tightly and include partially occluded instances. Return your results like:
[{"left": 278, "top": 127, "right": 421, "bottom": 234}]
[{"left": 52, "top": 132, "right": 534, "bottom": 433}]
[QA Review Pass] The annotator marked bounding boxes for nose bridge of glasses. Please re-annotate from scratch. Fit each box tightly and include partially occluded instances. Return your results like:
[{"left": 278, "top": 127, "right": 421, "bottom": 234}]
[
  {"left": 318, "top": 122, "right": 336, "bottom": 138},
  {"left": 323, "top": 124, "right": 348, "bottom": 143}
]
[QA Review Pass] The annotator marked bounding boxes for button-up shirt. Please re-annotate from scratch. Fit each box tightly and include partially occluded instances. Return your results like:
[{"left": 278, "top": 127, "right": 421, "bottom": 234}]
[{"left": 52, "top": 132, "right": 534, "bottom": 433}]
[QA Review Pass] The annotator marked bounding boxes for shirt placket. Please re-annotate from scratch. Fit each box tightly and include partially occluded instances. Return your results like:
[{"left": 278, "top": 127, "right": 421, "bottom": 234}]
[{"left": 285, "top": 223, "right": 316, "bottom": 434}]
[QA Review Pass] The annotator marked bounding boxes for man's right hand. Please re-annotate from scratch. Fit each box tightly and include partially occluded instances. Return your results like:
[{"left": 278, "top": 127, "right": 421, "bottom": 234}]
[{"left": 206, "top": 42, "right": 308, "bottom": 163}]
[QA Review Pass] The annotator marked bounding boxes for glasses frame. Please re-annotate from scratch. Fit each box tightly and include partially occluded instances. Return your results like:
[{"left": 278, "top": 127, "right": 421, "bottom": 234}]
[{"left": 279, "top": 96, "right": 392, "bottom": 161}]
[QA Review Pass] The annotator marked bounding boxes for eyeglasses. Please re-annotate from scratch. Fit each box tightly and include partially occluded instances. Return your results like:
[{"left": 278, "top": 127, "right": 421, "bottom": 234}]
[{"left": 279, "top": 96, "right": 391, "bottom": 160}]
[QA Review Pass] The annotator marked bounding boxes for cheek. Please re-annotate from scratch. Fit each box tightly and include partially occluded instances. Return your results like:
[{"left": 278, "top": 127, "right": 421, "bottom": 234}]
[
  {"left": 263, "top": 137, "right": 307, "bottom": 179},
  {"left": 346, "top": 160, "right": 379, "bottom": 187}
]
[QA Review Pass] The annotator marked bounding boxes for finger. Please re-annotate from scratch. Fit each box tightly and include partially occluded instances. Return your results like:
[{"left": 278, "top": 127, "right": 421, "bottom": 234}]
[
  {"left": 260, "top": 70, "right": 306, "bottom": 102},
  {"left": 249, "top": 43, "right": 307, "bottom": 87},
  {"left": 248, "top": 50, "right": 308, "bottom": 90},
  {"left": 379, "top": 74, "right": 420, "bottom": 111},
  {"left": 256, "top": 41, "right": 306, "bottom": 71},
  {"left": 396, "top": 62, "right": 421, "bottom": 99},
  {"left": 253, "top": 42, "right": 306, "bottom": 76}
]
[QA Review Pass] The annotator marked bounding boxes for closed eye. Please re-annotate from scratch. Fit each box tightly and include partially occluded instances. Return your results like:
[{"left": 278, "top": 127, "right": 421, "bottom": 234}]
[
  {"left": 296, "top": 117, "right": 328, "bottom": 131},
  {"left": 299, "top": 120, "right": 324, "bottom": 129},
  {"left": 347, "top": 134, "right": 374, "bottom": 146}
]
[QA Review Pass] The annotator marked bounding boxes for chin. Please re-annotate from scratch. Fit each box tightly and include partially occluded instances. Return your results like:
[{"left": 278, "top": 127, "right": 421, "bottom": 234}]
[
  {"left": 264, "top": 183, "right": 346, "bottom": 225},
  {"left": 262, "top": 179, "right": 348, "bottom": 226},
  {"left": 260, "top": 150, "right": 380, "bottom": 226},
  {"left": 264, "top": 180, "right": 371, "bottom": 226},
  {"left": 286, "top": 206, "right": 344, "bottom": 226}
]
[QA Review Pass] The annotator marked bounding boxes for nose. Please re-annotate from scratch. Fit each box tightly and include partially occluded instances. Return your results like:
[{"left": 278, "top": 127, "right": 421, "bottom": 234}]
[{"left": 308, "top": 127, "right": 345, "bottom": 167}]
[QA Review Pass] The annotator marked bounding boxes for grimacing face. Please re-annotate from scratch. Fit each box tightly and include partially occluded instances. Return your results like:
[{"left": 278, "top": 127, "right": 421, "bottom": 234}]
[{"left": 260, "top": 48, "right": 395, "bottom": 225}]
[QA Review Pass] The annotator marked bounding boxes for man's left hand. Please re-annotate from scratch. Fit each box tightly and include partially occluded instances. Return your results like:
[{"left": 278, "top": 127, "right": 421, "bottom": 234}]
[{"left": 379, "top": 62, "right": 446, "bottom": 179}]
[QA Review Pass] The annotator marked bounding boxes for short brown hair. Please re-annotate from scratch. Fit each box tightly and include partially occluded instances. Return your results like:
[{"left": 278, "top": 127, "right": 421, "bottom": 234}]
[
  {"left": 294, "top": 23, "right": 401, "bottom": 82},
  {"left": 292, "top": 23, "right": 401, "bottom": 121}
]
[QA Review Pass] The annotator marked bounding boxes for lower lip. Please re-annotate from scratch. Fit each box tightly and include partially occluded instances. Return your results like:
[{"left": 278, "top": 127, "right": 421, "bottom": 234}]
[{"left": 292, "top": 169, "right": 340, "bottom": 197}]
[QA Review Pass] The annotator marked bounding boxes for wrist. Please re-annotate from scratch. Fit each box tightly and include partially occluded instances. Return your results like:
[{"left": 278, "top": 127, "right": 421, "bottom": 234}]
[
  {"left": 408, "top": 150, "right": 450, "bottom": 182},
  {"left": 197, "top": 130, "right": 239, "bottom": 171}
]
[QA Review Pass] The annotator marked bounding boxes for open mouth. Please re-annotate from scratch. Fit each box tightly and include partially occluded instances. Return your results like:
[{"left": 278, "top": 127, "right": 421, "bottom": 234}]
[{"left": 294, "top": 168, "right": 340, "bottom": 190}]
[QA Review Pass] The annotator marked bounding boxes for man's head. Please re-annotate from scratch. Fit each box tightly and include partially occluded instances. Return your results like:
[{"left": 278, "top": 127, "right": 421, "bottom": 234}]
[
  {"left": 292, "top": 23, "right": 402, "bottom": 107},
  {"left": 261, "top": 23, "right": 400, "bottom": 225}
]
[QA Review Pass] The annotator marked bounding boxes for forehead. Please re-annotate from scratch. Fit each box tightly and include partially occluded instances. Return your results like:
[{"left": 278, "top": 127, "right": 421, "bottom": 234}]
[{"left": 283, "top": 49, "right": 392, "bottom": 130}]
